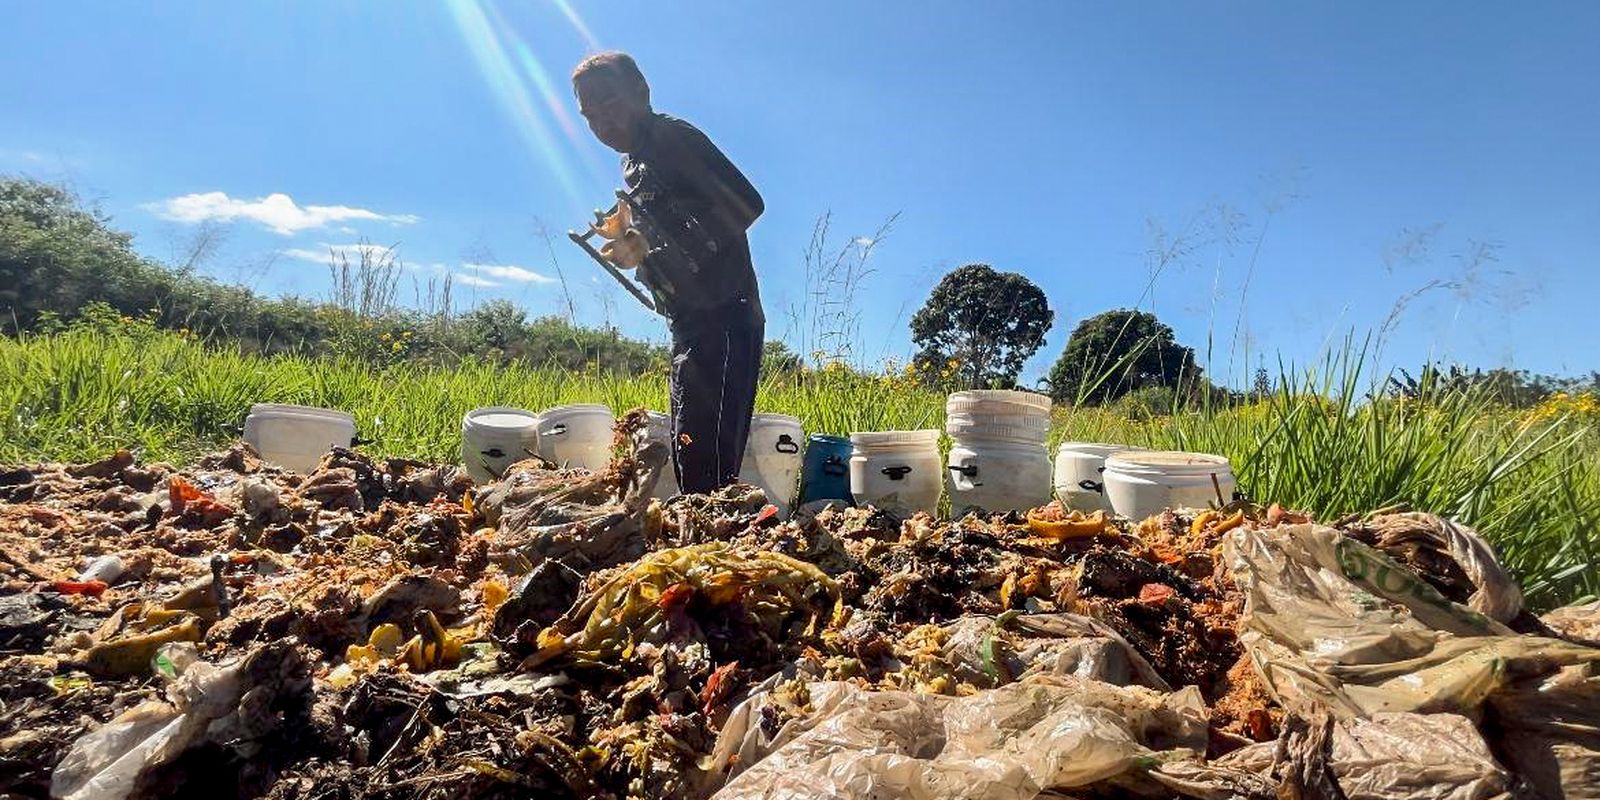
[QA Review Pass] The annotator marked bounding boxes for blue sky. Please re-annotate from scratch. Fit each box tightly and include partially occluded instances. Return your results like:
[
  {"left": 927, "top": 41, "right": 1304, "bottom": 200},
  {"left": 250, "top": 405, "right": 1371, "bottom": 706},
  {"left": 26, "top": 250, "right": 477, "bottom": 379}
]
[{"left": 4, "top": 2, "right": 1597, "bottom": 385}]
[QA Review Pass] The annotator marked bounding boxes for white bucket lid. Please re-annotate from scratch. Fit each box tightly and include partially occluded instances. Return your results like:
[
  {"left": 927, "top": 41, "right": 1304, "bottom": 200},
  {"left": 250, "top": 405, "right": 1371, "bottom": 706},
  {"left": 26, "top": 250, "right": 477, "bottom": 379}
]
[
  {"left": 248, "top": 403, "right": 355, "bottom": 423},
  {"left": 1056, "top": 441, "right": 1146, "bottom": 457},
  {"left": 541, "top": 402, "right": 612, "bottom": 415},
  {"left": 946, "top": 412, "right": 1050, "bottom": 429},
  {"left": 462, "top": 406, "right": 539, "bottom": 433},
  {"left": 1105, "top": 450, "right": 1230, "bottom": 470},
  {"left": 850, "top": 429, "right": 940, "bottom": 447},
  {"left": 946, "top": 390, "right": 1052, "bottom": 413},
  {"left": 946, "top": 423, "right": 1048, "bottom": 443},
  {"left": 750, "top": 412, "right": 803, "bottom": 428}
]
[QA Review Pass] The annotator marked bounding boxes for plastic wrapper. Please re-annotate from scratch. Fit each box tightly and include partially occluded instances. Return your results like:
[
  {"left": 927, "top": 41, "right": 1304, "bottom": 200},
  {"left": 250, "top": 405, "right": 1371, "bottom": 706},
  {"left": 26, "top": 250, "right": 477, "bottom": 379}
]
[
  {"left": 1219, "top": 710, "right": 1514, "bottom": 800},
  {"left": 1485, "top": 664, "right": 1600, "bottom": 800},
  {"left": 1224, "top": 523, "right": 1600, "bottom": 718},
  {"left": 50, "top": 641, "right": 309, "bottom": 800},
  {"left": 1543, "top": 599, "right": 1600, "bottom": 646},
  {"left": 710, "top": 675, "right": 1242, "bottom": 800},
  {"left": 1361, "top": 513, "right": 1525, "bottom": 624}
]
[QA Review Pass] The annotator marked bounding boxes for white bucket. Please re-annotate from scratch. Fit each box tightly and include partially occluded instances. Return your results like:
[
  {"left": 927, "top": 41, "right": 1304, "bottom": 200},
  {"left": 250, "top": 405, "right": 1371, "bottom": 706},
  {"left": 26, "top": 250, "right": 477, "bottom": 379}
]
[
  {"left": 947, "top": 437, "right": 1051, "bottom": 516},
  {"left": 946, "top": 389, "right": 1053, "bottom": 415},
  {"left": 739, "top": 413, "right": 804, "bottom": 515},
  {"left": 1102, "top": 450, "right": 1236, "bottom": 520},
  {"left": 1053, "top": 442, "right": 1147, "bottom": 513},
  {"left": 242, "top": 403, "right": 357, "bottom": 474},
  {"left": 943, "top": 412, "right": 1050, "bottom": 439},
  {"left": 534, "top": 404, "right": 615, "bottom": 471},
  {"left": 460, "top": 407, "right": 540, "bottom": 484},
  {"left": 640, "top": 410, "right": 679, "bottom": 499},
  {"left": 849, "top": 429, "right": 943, "bottom": 516}
]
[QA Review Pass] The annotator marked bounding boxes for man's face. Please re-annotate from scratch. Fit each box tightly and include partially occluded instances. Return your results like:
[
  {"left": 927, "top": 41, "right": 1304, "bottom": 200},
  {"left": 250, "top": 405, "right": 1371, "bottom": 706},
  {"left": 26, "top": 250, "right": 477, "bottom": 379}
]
[{"left": 576, "top": 76, "right": 648, "bottom": 153}]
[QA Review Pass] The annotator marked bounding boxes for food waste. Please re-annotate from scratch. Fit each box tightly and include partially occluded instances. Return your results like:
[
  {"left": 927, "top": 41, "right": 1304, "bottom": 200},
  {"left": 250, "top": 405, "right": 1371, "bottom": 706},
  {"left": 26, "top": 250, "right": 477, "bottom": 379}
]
[{"left": 1, "top": 410, "right": 1597, "bottom": 800}]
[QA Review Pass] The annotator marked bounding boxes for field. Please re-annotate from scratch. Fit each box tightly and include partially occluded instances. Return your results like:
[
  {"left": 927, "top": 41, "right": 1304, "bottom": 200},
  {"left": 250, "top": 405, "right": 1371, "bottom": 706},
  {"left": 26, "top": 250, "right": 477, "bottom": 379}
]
[{"left": 2, "top": 325, "right": 1596, "bottom": 609}]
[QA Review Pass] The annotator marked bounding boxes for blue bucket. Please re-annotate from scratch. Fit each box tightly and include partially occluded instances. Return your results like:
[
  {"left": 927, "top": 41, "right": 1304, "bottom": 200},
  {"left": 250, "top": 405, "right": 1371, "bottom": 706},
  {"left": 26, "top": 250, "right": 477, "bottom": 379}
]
[{"left": 797, "top": 434, "right": 853, "bottom": 508}]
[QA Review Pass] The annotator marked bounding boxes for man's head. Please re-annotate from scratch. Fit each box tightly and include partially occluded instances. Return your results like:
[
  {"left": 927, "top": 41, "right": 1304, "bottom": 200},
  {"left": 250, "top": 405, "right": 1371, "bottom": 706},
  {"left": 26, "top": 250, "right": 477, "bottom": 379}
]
[{"left": 573, "top": 51, "right": 651, "bottom": 153}]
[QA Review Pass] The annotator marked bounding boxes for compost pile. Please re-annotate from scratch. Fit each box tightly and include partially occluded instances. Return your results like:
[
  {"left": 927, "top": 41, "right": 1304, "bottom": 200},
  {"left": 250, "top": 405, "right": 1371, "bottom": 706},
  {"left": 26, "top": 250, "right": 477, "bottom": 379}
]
[{"left": 2, "top": 412, "right": 1598, "bottom": 800}]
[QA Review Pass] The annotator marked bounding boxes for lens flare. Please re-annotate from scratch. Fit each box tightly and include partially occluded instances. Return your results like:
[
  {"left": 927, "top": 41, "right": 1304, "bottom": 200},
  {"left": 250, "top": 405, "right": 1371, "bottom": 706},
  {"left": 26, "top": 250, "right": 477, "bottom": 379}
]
[
  {"left": 444, "top": 0, "right": 604, "bottom": 209},
  {"left": 550, "top": 0, "right": 600, "bottom": 52}
]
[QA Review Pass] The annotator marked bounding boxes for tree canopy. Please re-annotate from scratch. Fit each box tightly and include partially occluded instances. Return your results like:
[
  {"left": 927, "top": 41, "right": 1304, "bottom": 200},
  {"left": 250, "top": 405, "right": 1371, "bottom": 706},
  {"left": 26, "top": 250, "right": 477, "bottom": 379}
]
[
  {"left": 1046, "top": 308, "right": 1199, "bottom": 404},
  {"left": 909, "top": 263, "right": 1053, "bottom": 388}
]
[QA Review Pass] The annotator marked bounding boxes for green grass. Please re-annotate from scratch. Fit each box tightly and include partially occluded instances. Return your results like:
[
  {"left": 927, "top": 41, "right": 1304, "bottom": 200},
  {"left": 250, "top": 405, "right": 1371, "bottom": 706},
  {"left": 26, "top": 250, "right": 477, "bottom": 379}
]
[{"left": 2, "top": 328, "right": 1596, "bottom": 609}]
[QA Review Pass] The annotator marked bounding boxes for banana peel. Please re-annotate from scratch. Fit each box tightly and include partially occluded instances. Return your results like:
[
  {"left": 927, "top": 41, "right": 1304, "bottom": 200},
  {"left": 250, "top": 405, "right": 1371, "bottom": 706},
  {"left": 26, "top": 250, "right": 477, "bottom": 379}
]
[
  {"left": 344, "top": 622, "right": 405, "bottom": 667},
  {"left": 70, "top": 615, "right": 202, "bottom": 678},
  {"left": 1191, "top": 509, "right": 1245, "bottom": 537},
  {"left": 397, "top": 610, "right": 462, "bottom": 672},
  {"left": 1027, "top": 509, "right": 1107, "bottom": 540}
]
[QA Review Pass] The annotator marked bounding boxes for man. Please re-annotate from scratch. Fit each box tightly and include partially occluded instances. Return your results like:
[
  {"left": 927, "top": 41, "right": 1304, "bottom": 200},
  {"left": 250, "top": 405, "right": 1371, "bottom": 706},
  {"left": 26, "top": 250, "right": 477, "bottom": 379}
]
[{"left": 572, "top": 51, "right": 765, "bottom": 495}]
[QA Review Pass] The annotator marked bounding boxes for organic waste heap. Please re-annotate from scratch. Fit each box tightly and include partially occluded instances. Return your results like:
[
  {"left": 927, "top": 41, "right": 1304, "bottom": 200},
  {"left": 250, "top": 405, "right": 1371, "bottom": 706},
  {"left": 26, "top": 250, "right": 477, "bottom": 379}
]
[{"left": 1, "top": 410, "right": 1597, "bottom": 800}]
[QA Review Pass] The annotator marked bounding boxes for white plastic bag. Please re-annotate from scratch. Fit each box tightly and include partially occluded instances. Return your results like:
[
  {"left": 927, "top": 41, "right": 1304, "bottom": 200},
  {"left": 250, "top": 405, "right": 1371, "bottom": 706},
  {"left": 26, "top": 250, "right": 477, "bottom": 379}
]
[
  {"left": 1219, "top": 711, "right": 1514, "bottom": 800},
  {"left": 711, "top": 675, "right": 1220, "bottom": 800},
  {"left": 1365, "top": 513, "right": 1524, "bottom": 623},
  {"left": 51, "top": 642, "right": 307, "bottom": 800},
  {"left": 1485, "top": 664, "right": 1600, "bottom": 800},
  {"left": 1224, "top": 523, "right": 1600, "bottom": 718},
  {"left": 1543, "top": 599, "right": 1600, "bottom": 645}
]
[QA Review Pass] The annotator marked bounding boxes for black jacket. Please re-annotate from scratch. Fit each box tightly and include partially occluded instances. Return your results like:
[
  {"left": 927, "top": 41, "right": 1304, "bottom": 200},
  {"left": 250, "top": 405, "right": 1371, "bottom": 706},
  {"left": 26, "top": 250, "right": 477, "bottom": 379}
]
[{"left": 623, "top": 113, "right": 763, "bottom": 324}]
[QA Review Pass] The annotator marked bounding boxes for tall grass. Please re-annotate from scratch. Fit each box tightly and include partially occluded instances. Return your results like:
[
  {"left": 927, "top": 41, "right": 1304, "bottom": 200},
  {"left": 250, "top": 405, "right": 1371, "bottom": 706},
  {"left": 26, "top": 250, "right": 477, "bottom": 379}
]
[{"left": 1, "top": 327, "right": 1595, "bottom": 608}]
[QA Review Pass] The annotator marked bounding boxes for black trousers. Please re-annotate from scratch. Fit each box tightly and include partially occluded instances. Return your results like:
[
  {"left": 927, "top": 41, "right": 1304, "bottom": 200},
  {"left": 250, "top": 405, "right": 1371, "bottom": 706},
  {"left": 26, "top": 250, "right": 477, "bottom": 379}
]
[{"left": 669, "top": 302, "right": 763, "bottom": 495}]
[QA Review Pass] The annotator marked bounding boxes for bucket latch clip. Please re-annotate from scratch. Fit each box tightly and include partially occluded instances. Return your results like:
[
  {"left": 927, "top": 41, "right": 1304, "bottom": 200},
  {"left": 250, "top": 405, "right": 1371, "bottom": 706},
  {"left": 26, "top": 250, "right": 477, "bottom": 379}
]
[
  {"left": 775, "top": 434, "right": 800, "bottom": 454},
  {"left": 881, "top": 465, "right": 912, "bottom": 481},
  {"left": 481, "top": 447, "right": 507, "bottom": 459},
  {"left": 822, "top": 455, "right": 848, "bottom": 477},
  {"left": 1077, "top": 479, "right": 1105, "bottom": 494},
  {"left": 948, "top": 463, "right": 982, "bottom": 487}
]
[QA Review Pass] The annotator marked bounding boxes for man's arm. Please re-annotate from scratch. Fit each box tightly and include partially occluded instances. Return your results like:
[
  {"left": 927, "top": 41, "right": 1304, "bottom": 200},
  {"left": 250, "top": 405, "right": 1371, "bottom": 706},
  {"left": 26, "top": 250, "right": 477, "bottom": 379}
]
[{"left": 656, "top": 118, "right": 764, "bottom": 232}]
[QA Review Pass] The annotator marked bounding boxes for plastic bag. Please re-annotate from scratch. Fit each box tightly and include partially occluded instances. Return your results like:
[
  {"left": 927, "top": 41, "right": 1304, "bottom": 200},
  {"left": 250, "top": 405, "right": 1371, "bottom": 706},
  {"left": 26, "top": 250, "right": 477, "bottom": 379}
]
[
  {"left": 1224, "top": 523, "right": 1600, "bottom": 718},
  {"left": 51, "top": 641, "right": 309, "bottom": 800},
  {"left": 710, "top": 675, "right": 1234, "bottom": 800},
  {"left": 917, "top": 612, "right": 1171, "bottom": 691},
  {"left": 1485, "top": 664, "right": 1600, "bottom": 800},
  {"left": 1219, "top": 710, "right": 1514, "bottom": 800},
  {"left": 1364, "top": 512, "right": 1524, "bottom": 623},
  {"left": 1543, "top": 599, "right": 1600, "bottom": 646}
]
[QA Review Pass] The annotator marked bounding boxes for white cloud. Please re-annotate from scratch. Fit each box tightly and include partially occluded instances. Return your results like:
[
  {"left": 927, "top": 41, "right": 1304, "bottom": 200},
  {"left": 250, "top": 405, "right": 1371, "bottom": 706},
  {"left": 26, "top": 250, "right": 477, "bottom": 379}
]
[
  {"left": 461, "top": 262, "right": 557, "bottom": 285},
  {"left": 145, "top": 191, "right": 419, "bottom": 236},
  {"left": 453, "top": 273, "right": 501, "bottom": 288},
  {"left": 283, "top": 243, "right": 399, "bottom": 265}
]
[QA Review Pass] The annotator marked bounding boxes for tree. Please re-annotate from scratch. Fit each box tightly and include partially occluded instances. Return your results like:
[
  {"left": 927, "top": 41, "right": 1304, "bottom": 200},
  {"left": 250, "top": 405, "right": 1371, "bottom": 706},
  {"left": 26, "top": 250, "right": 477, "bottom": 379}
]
[
  {"left": 909, "top": 263, "right": 1053, "bottom": 389},
  {"left": 1252, "top": 364, "right": 1272, "bottom": 399},
  {"left": 761, "top": 340, "right": 803, "bottom": 376},
  {"left": 1, "top": 177, "right": 170, "bottom": 331},
  {"left": 1046, "top": 309, "right": 1199, "bottom": 404}
]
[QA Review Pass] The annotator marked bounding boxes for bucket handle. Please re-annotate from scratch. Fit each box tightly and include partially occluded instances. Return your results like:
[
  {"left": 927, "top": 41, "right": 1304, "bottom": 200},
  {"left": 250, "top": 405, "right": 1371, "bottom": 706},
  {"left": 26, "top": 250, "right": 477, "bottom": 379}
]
[
  {"left": 481, "top": 447, "right": 507, "bottom": 459},
  {"left": 774, "top": 434, "right": 800, "bottom": 454},
  {"left": 948, "top": 463, "right": 983, "bottom": 487},
  {"left": 881, "top": 465, "right": 912, "bottom": 481},
  {"left": 542, "top": 423, "right": 568, "bottom": 438},
  {"left": 822, "top": 455, "right": 847, "bottom": 477},
  {"left": 1077, "top": 466, "right": 1106, "bottom": 494}
]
